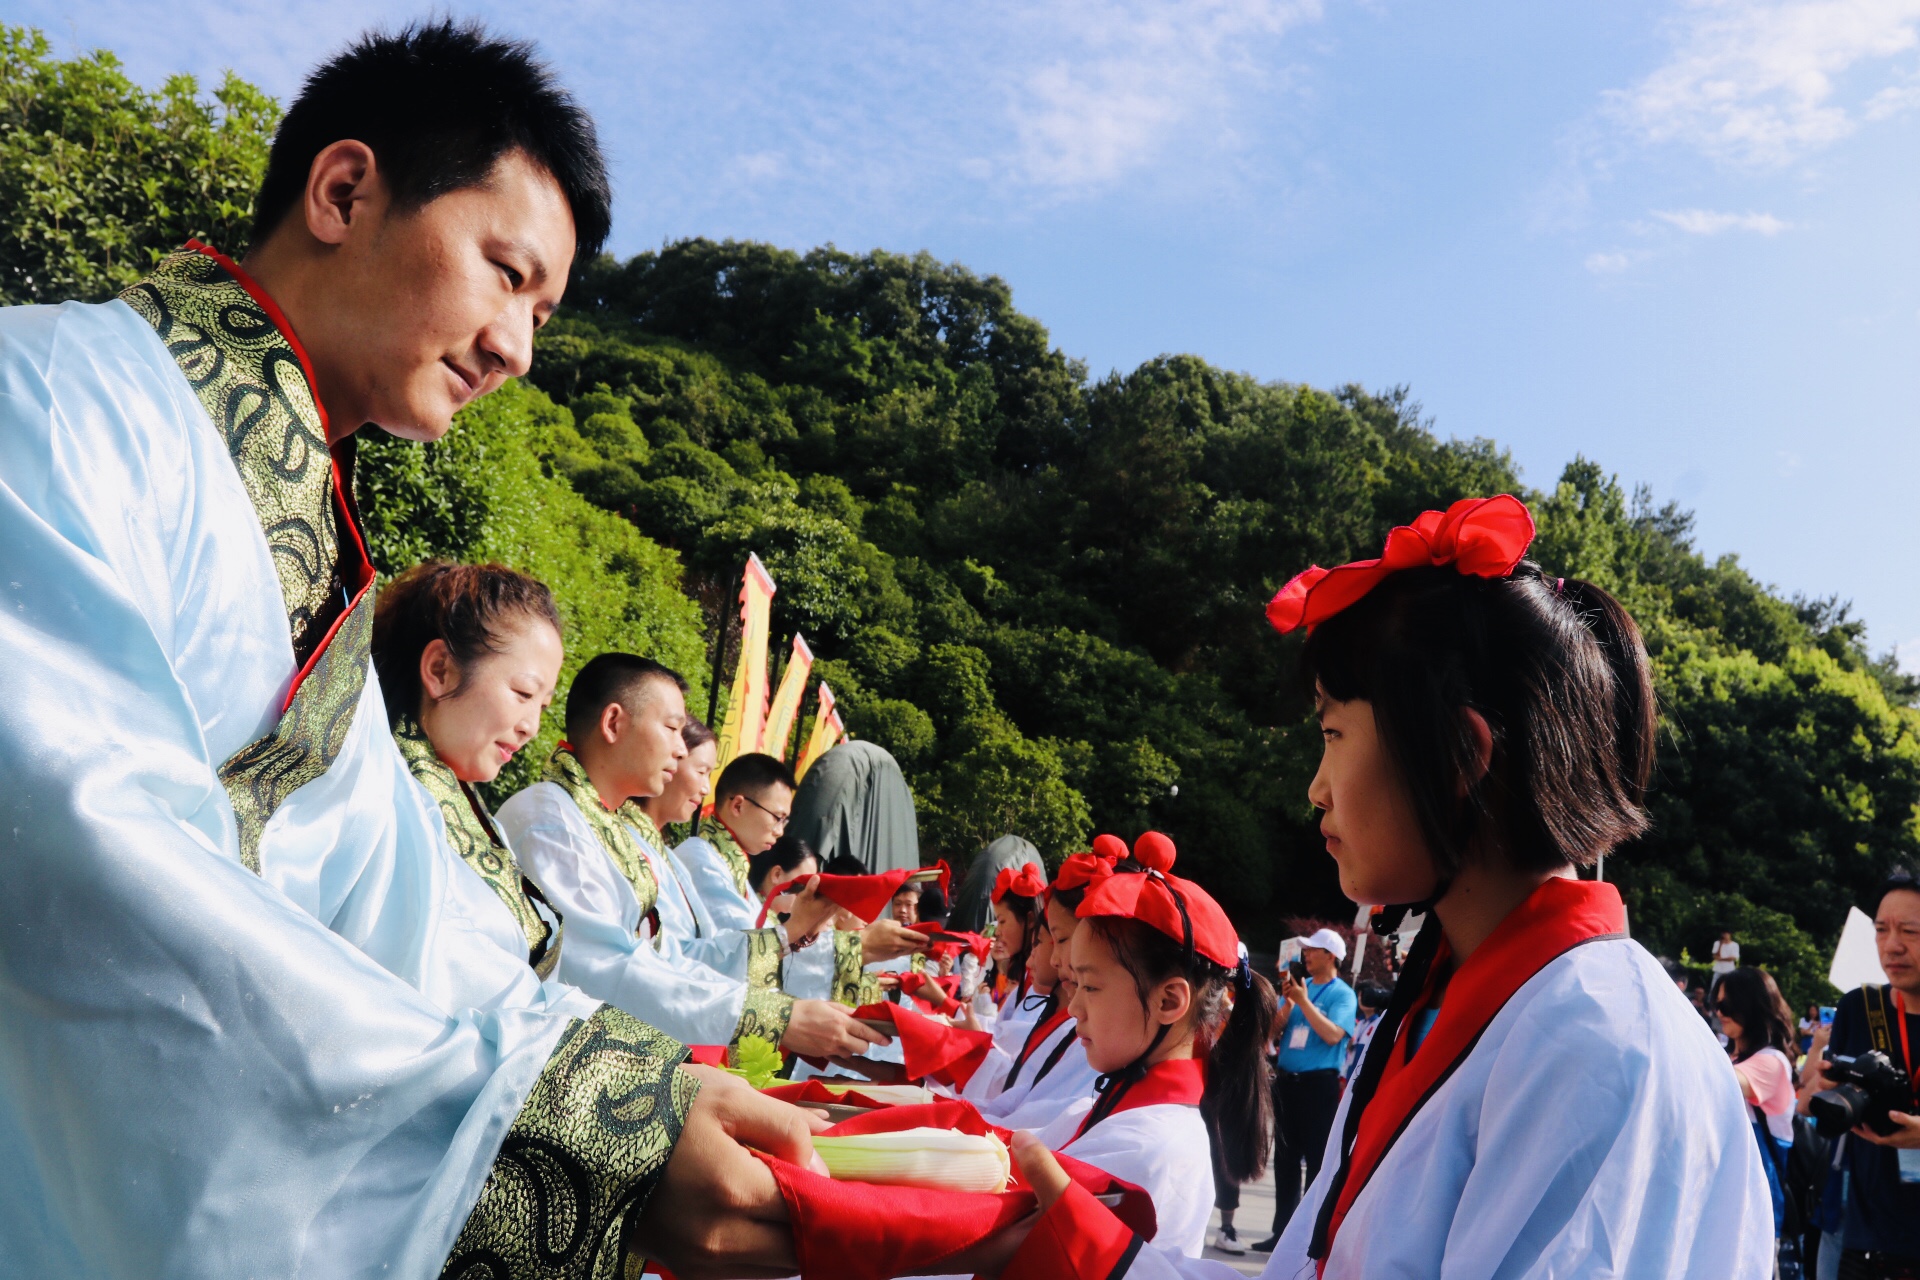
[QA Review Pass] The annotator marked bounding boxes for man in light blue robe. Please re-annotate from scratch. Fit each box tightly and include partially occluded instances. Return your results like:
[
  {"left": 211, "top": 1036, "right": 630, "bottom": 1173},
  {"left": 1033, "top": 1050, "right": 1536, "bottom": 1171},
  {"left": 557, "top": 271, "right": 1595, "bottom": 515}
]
[{"left": 0, "top": 22, "right": 809, "bottom": 1280}]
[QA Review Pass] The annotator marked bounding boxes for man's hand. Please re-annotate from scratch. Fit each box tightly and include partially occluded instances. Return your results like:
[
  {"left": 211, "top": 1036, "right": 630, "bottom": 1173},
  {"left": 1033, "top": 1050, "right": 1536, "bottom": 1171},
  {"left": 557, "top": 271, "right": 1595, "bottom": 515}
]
[
  {"left": 862, "top": 918, "right": 930, "bottom": 966},
  {"left": 777, "top": 876, "right": 839, "bottom": 948},
  {"left": 778, "top": 999, "right": 893, "bottom": 1059},
  {"left": 1856, "top": 1110, "right": 1920, "bottom": 1149},
  {"left": 637, "top": 1066, "right": 829, "bottom": 1280}
]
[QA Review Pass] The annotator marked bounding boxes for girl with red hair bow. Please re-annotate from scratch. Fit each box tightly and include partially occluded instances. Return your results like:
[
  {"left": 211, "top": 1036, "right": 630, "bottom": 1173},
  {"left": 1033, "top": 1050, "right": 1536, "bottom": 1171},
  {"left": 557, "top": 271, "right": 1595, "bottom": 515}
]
[{"left": 991, "top": 497, "right": 1771, "bottom": 1280}]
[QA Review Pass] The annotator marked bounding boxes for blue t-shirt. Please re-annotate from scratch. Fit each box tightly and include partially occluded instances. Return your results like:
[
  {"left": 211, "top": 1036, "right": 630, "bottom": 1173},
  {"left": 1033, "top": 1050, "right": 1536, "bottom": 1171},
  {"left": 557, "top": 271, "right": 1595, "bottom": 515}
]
[{"left": 1277, "top": 976, "right": 1357, "bottom": 1073}]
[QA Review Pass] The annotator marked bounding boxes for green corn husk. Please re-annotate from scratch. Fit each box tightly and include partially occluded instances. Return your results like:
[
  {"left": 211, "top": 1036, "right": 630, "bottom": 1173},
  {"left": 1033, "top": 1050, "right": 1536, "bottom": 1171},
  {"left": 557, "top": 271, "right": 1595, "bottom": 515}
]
[
  {"left": 811, "top": 1127, "right": 1010, "bottom": 1194},
  {"left": 817, "top": 1081, "right": 935, "bottom": 1107}
]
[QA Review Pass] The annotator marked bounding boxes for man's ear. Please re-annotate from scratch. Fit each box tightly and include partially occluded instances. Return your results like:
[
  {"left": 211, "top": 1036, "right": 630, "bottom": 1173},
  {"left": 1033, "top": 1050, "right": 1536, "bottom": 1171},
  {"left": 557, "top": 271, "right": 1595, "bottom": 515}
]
[
  {"left": 1458, "top": 706, "right": 1495, "bottom": 796},
  {"left": 597, "top": 700, "right": 624, "bottom": 747},
  {"left": 302, "top": 139, "right": 383, "bottom": 247}
]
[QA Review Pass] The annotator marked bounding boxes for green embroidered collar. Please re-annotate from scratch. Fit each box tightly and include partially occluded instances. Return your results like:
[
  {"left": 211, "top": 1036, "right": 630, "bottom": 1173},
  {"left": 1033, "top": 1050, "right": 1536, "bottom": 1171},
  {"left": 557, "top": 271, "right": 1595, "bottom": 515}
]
[
  {"left": 545, "top": 747, "right": 660, "bottom": 924},
  {"left": 395, "top": 717, "right": 559, "bottom": 977}
]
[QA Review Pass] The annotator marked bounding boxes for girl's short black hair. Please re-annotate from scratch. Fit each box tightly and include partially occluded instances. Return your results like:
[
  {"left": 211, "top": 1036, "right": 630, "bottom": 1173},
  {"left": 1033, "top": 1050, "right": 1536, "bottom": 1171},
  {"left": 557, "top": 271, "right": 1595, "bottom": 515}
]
[
  {"left": 1303, "top": 562, "right": 1655, "bottom": 878},
  {"left": 253, "top": 20, "right": 611, "bottom": 259},
  {"left": 371, "top": 561, "right": 560, "bottom": 728}
]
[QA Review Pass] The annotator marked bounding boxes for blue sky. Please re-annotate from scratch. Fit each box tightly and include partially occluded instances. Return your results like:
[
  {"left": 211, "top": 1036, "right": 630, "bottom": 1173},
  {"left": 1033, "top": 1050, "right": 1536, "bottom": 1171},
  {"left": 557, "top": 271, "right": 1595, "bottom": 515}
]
[{"left": 21, "top": 1, "right": 1920, "bottom": 662}]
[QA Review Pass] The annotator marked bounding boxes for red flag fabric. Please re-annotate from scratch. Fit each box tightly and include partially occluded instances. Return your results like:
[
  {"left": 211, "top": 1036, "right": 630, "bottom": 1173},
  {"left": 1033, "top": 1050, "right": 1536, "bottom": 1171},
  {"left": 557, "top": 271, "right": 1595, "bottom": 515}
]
[
  {"left": 759, "top": 1105, "right": 1157, "bottom": 1280},
  {"left": 1266, "top": 495, "right": 1535, "bottom": 635},
  {"left": 684, "top": 1045, "right": 729, "bottom": 1068},
  {"left": 851, "top": 1001, "right": 992, "bottom": 1088},
  {"left": 757, "top": 862, "right": 953, "bottom": 927}
]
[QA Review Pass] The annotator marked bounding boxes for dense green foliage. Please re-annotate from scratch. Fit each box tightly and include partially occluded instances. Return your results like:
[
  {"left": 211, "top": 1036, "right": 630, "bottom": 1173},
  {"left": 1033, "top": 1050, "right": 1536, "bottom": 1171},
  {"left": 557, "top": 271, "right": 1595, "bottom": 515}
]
[
  {"left": 6, "top": 30, "right": 1917, "bottom": 1007},
  {"left": 357, "top": 381, "right": 710, "bottom": 804},
  {"left": 0, "top": 28, "right": 271, "bottom": 304}
]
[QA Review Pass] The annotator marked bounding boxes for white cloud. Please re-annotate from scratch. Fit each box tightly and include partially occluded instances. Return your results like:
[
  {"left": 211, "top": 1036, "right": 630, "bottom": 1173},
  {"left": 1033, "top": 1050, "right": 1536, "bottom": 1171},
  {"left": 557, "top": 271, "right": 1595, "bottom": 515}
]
[
  {"left": 1652, "top": 207, "right": 1792, "bottom": 233},
  {"left": 1607, "top": 0, "right": 1920, "bottom": 166},
  {"left": 1003, "top": 0, "right": 1324, "bottom": 193},
  {"left": 1586, "top": 250, "right": 1634, "bottom": 273}
]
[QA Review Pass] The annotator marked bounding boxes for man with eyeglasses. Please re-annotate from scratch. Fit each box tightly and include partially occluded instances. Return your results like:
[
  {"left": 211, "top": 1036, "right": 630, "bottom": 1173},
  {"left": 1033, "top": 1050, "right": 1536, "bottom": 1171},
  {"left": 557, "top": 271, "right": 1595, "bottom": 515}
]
[
  {"left": 677, "top": 753, "right": 800, "bottom": 926},
  {"left": 499, "top": 656, "right": 889, "bottom": 1060}
]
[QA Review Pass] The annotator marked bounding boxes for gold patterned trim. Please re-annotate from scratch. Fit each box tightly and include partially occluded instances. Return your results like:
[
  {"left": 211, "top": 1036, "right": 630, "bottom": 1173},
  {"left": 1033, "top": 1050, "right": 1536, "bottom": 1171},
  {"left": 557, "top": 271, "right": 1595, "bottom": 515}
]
[
  {"left": 121, "top": 244, "right": 374, "bottom": 874},
  {"left": 830, "top": 929, "right": 883, "bottom": 1008},
  {"left": 441, "top": 1007, "right": 696, "bottom": 1280},
  {"left": 698, "top": 819, "right": 754, "bottom": 901},
  {"left": 396, "top": 718, "right": 561, "bottom": 978},
  {"left": 547, "top": 748, "right": 791, "bottom": 1050},
  {"left": 546, "top": 750, "right": 661, "bottom": 926}
]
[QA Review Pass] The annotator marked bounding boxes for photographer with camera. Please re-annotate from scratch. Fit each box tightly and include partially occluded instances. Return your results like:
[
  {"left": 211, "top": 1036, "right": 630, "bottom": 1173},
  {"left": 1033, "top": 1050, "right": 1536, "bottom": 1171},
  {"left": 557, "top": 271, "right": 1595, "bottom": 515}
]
[
  {"left": 1801, "top": 869, "right": 1920, "bottom": 1279},
  {"left": 1253, "top": 928, "right": 1357, "bottom": 1252}
]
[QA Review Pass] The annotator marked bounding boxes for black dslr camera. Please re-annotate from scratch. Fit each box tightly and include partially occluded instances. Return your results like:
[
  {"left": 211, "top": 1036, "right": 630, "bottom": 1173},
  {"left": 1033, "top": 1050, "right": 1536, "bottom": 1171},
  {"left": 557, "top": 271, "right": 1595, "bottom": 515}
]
[{"left": 1809, "top": 1050, "right": 1913, "bottom": 1138}]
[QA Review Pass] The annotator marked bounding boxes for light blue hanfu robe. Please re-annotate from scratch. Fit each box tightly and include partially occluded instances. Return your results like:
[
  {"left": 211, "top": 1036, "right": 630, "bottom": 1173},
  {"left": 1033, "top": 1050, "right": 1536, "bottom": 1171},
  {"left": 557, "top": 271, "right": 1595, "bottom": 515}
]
[{"left": 0, "top": 247, "right": 692, "bottom": 1280}]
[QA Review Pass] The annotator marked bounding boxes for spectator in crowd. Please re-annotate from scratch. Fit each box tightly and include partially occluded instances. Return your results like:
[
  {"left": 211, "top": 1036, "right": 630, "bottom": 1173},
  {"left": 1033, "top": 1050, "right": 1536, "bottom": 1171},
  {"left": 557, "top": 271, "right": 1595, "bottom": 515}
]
[
  {"left": 1799, "top": 868, "right": 1920, "bottom": 1280},
  {"left": 1253, "top": 927, "right": 1357, "bottom": 1252},
  {"left": 890, "top": 882, "right": 922, "bottom": 927},
  {"left": 1711, "top": 929, "right": 1741, "bottom": 995},
  {"left": 1717, "top": 967, "right": 1799, "bottom": 1243},
  {"left": 917, "top": 884, "right": 950, "bottom": 930},
  {"left": 1343, "top": 983, "right": 1392, "bottom": 1081},
  {"left": 1799, "top": 1003, "right": 1821, "bottom": 1059}
]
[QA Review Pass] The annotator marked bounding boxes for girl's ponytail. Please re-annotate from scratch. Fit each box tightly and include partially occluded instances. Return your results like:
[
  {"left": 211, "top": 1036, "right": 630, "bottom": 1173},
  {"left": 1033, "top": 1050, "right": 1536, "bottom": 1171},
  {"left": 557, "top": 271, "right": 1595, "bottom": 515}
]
[{"left": 1204, "top": 968, "right": 1277, "bottom": 1183}]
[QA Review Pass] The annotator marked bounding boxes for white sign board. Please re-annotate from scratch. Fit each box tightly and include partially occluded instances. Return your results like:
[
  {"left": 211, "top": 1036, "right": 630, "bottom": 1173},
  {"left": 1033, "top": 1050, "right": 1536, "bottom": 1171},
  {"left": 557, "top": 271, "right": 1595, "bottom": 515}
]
[{"left": 1829, "top": 906, "right": 1888, "bottom": 992}]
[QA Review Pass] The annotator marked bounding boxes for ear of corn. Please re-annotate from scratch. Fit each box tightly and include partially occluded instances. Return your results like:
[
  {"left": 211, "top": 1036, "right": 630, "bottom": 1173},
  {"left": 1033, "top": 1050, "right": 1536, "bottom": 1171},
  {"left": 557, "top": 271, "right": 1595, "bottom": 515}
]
[
  {"left": 818, "top": 1081, "right": 935, "bottom": 1106},
  {"left": 810, "top": 1126, "right": 1010, "bottom": 1194}
]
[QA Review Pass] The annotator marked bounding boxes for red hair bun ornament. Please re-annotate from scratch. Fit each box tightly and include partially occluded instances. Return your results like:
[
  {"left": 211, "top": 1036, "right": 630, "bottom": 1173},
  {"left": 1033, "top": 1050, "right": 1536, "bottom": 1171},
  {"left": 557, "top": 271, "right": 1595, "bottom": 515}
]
[
  {"left": 1090, "top": 833, "right": 1129, "bottom": 864},
  {"left": 1077, "top": 834, "right": 1239, "bottom": 971},
  {"left": 992, "top": 863, "right": 1048, "bottom": 903},
  {"left": 1266, "top": 495, "right": 1535, "bottom": 635}
]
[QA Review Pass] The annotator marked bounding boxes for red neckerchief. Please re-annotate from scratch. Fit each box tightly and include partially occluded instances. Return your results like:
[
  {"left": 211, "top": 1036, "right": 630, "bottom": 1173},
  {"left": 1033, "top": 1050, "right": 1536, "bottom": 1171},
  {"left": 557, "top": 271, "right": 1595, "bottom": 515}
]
[
  {"left": 1069, "top": 1056, "right": 1206, "bottom": 1144},
  {"left": 1317, "top": 878, "right": 1626, "bottom": 1270}
]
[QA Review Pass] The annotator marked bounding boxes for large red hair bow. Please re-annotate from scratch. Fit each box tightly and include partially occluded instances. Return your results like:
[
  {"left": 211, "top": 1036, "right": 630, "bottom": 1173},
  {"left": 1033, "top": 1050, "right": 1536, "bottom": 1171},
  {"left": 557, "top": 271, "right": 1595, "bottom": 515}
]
[
  {"left": 1266, "top": 495, "right": 1535, "bottom": 635},
  {"left": 992, "top": 863, "right": 1048, "bottom": 903},
  {"left": 1050, "top": 852, "right": 1115, "bottom": 898}
]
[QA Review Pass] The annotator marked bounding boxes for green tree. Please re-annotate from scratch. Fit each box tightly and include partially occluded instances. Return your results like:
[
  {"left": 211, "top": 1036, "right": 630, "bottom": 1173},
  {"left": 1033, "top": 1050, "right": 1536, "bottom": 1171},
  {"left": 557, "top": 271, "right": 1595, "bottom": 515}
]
[
  {"left": 0, "top": 27, "right": 275, "bottom": 304},
  {"left": 358, "top": 380, "right": 710, "bottom": 802}
]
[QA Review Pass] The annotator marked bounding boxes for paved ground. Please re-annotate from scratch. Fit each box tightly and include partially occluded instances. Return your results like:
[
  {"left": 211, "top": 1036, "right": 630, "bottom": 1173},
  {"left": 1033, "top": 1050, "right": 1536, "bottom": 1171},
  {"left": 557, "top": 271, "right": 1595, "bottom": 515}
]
[{"left": 1199, "top": 1159, "right": 1287, "bottom": 1276}]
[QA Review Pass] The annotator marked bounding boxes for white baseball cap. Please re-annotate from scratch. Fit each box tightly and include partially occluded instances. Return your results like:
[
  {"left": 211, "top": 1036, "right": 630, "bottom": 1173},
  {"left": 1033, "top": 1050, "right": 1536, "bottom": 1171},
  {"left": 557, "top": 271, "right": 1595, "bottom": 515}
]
[{"left": 1292, "top": 928, "right": 1348, "bottom": 962}]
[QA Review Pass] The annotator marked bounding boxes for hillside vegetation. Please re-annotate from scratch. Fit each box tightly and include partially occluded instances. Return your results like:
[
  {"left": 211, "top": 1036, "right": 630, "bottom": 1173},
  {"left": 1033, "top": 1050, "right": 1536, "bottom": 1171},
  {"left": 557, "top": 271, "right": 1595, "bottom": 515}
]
[{"left": 7, "top": 30, "right": 1917, "bottom": 1004}]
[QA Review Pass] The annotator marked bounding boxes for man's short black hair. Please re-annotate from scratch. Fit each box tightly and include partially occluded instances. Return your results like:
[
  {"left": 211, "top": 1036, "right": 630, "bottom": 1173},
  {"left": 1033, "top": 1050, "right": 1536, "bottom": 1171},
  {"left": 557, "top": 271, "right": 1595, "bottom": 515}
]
[
  {"left": 253, "top": 19, "right": 611, "bottom": 259},
  {"left": 565, "top": 654, "right": 686, "bottom": 744},
  {"left": 714, "top": 753, "right": 796, "bottom": 804},
  {"left": 1873, "top": 866, "right": 1920, "bottom": 916},
  {"left": 916, "top": 884, "right": 948, "bottom": 926}
]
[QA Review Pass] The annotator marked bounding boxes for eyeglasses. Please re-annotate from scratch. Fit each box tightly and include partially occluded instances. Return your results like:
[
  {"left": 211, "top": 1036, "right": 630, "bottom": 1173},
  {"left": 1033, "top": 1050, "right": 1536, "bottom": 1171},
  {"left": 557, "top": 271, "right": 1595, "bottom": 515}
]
[{"left": 741, "top": 792, "right": 790, "bottom": 829}]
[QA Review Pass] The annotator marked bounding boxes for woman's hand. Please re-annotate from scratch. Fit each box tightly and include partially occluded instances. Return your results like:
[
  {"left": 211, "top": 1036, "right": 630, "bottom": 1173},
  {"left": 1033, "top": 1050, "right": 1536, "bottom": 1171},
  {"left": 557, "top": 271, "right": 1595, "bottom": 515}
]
[{"left": 636, "top": 1067, "right": 829, "bottom": 1279}]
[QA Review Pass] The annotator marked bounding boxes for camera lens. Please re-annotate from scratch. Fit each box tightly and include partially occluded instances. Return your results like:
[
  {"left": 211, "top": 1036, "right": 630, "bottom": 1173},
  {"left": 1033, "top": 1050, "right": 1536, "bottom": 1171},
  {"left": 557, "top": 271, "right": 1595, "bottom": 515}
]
[{"left": 1809, "top": 1084, "right": 1869, "bottom": 1139}]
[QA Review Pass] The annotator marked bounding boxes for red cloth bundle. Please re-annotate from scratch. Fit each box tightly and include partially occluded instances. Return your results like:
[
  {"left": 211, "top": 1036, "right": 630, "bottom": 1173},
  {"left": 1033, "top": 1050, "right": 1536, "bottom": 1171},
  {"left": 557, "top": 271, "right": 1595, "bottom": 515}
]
[
  {"left": 757, "top": 861, "right": 953, "bottom": 927},
  {"left": 759, "top": 1079, "right": 916, "bottom": 1111},
  {"left": 761, "top": 1107, "right": 1157, "bottom": 1280},
  {"left": 850, "top": 1001, "right": 992, "bottom": 1088},
  {"left": 684, "top": 1044, "right": 729, "bottom": 1068}
]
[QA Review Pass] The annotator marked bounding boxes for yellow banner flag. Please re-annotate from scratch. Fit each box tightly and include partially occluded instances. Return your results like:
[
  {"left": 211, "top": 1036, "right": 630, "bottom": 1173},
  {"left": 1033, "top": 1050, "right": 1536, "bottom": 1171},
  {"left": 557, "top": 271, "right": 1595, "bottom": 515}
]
[
  {"left": 762, "top": 633, "right": 814, "bottom": 763},
  {"left": 711, "top": 554, "right": 777, "bottom": 801},
  {"left": 794, "top": 682, "right": 847, "bottom": 784}
]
